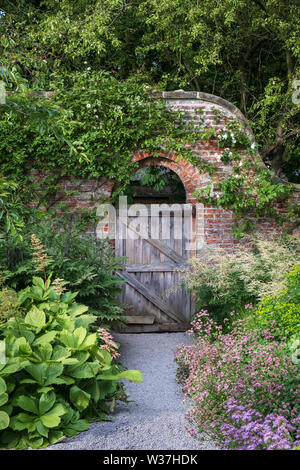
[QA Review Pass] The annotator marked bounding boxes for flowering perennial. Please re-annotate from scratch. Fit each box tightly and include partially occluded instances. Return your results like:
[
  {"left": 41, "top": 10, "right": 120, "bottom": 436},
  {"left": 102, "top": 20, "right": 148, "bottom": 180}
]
[
  {"left": 175, "top": 310, "right": 300, "bottom": 450},
  {"left": 97, "top": 327, "right": 120, "bottom": 359},
  {"left": 220, "top": 399, "right": 300, "bottom": 450}
]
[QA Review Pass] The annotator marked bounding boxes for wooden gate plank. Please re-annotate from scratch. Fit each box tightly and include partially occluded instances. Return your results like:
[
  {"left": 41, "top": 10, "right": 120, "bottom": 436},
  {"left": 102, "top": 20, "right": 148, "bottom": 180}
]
[
  {"left": 126, "top": 263, "right": 189, "bottom": 272},
  {"left": 117, "top": 271, "right": 188, "bottom": 324},
  {"left": 115, "top": 204, "right": 192, "bottom": 328},
  {"left": 119, "top": 217, "right": 187, "bottom": 265},
  {"left": 126, "top": 315, "right": 155, "bottom": 324}
]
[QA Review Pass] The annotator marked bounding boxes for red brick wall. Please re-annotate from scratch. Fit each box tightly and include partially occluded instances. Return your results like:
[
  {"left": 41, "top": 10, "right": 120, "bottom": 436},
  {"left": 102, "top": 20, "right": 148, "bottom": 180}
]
[{"left": 35, "top": 91, "right": 299, "bottom": 254}]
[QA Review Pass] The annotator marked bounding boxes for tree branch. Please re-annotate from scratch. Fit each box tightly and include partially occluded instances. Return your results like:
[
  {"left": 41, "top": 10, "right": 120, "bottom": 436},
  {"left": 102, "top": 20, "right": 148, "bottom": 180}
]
[
  {"left": 250, "top": 0, "right": 268, "bottom": 13},
  {"left": 262, "top": 128, "right": 300, "bottom": 160}
]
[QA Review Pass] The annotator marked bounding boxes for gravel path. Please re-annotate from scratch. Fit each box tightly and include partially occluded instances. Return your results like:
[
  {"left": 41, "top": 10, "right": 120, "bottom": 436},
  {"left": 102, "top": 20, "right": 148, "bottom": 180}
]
[{"left": 48, "top": 332, "right": 215, "bottom": 450}]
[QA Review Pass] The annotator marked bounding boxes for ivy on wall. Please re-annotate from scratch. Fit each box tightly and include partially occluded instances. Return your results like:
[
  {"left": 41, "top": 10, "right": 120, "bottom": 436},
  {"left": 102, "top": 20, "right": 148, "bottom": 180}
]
[
  {"left": 0, "top": 68, "right": 298, "bottom": 236},
  {"left": 193, "top": 116, "right": 298, "bottom": 237},
  {"left": 0, "top": 70, "right": 203, "bottom": 204},
  {"left": 0, "top": 69, "right": 220, "bottom": 204}
]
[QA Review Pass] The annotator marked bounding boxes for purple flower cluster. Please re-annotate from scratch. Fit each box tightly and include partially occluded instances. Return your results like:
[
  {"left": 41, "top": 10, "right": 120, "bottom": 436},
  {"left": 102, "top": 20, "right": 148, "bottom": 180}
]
[
  {"left": 221, "top": 398, "right": 300, "bottom": 450},
  {"left": 175, "top": 310, "right": 300, "bottom": 450}
]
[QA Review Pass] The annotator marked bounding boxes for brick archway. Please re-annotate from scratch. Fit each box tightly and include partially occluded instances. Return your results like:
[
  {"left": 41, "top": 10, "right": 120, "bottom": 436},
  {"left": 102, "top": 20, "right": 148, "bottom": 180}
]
[
  {"left": 48, "top": 89, "right": 299, "bottom": 256},
  {"left": 133, "top": 152, "right": 202, "bottom": 203}
]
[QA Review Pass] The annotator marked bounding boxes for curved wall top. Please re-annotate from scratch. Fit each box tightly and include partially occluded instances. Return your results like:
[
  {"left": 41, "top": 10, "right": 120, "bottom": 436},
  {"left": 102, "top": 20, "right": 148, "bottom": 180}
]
[{"left": 155, "top": 90, "right": 300, "bottom": 192}]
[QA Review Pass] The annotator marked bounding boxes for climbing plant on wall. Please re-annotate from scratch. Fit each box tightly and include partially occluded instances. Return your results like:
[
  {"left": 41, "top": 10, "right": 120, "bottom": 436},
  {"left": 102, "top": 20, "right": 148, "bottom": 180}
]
[
  {"left": 0, "top": 0, "right": 299, "bottom": 236},
  {"left": 0, "top": 70, "right": 201, "bottom": 204},
  {"left": 192, "top": 116, "right": 298, "bottom": 237}
]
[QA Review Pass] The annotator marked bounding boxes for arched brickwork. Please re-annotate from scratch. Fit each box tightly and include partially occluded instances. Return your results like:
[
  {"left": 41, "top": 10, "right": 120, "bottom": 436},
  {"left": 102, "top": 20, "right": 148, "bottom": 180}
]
[
  {"left": 133, "top": 153, "right": 202, "bottom": 203},
  {"left": 47, "top": 90, "right": 299, "bottom": 253}
]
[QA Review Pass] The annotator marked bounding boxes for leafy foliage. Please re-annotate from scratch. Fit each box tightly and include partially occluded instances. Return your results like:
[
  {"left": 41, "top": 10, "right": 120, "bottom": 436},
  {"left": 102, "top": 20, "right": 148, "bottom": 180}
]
[
  {"left": 193, "top": 120, "right": 297, "bottom": 235},
  {"left": 127, "top": 166, "right": 187, "bottom": 203},
  {"left": 0, "top": 213, "right": 126, "bottom": 325},
  {"left": 253, "top": 264, "right": 300, "bottom": 339},
  {"left": 0, "top": 283, "right": 22, "bottom": 326},
  {"left": 182, "top": 235, "right": 300, "bottom": 323},
  {"left": 0, "top": 177, "right": 28, "bottom": 241},
  {"left": 0, "top": 69, "right": 197, "bottom": 196},
  {"left": 0, "top": 3, "right": 299, "bottom": 234},
  {"left": 285, "top": 333, "right": 300, "bottom": 366},
  {"left": 1, "top": 1, "right": 298, "bottom": 232},
  {"left": 138, "top": 0, "right": 300, "bottom": 181},
  {"left": 0, "top": 276, "right": 142, "bottom": 449}
]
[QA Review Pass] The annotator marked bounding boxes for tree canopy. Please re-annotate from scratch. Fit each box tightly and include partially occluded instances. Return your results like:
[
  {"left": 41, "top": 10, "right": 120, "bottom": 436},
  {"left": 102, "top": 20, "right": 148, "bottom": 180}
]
[{"left": 0, "top": 0, "right": 299, "bottom": 183}]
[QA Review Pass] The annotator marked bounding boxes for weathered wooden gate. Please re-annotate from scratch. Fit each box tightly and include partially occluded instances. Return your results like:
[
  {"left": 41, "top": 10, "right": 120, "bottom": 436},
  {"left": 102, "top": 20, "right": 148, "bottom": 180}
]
[{"left": 115, "top": 204, "right": 195, "bottom": 332}]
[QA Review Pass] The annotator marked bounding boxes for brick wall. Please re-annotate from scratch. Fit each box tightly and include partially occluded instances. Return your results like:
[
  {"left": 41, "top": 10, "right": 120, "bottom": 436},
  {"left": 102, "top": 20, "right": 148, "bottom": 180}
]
[{"left": 38, "top": 90, "right": 299, "bottom": 254}]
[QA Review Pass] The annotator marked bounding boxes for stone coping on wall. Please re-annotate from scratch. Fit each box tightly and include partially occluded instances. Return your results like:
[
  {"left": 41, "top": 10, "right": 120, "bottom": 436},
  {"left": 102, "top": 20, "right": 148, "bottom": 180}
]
[
  {"left": 154, "top": 90, "right": 300, "bottom": 192},
  {"left": 30, "top": 89, "right": 300, "bottom": 192},
  {"left": 156, "top": 90, "right": 252, "bottom": 134}
]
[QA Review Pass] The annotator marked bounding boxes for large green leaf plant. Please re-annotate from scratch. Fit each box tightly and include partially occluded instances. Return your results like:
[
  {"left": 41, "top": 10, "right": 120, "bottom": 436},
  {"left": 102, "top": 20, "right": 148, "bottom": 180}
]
[{"left": 0, "top": 276, "right": 142, "bottom": 449}]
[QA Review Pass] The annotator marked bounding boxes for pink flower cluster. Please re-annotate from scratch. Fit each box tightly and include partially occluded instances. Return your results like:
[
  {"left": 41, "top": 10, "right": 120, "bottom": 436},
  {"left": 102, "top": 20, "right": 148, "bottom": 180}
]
[
  {"left": 97, "top": 328, "right": 120, "bottom": 359},
  {"left": 175, "top": 310, "right": 300, "bottom": 449}
]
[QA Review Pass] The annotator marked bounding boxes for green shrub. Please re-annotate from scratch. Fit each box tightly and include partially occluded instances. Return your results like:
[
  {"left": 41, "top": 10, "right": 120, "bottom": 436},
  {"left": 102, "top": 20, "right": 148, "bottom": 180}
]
[
  {"left": 0, "top": 271, "right": 23, "bottom": 326},
  {"left": 285, "top": 333, "right": 300, "bottom": 365},
  {"left": 0, "top": 276, "right": 142, "bottom": 449},
  {"left": 182, "top": 254, "right": 256, "bottom": 324},
  {"left": 253, "top": 264, "right": 300, "bottom": 339},
  {"left": 0, "top": 214, "right": 126, "bottom": 325},
  {"left": 183, "top": 236, "right": 300, "bottom": 324},
  {"left": 255, "top": 299, "right": 299, "bottom": 338},
  {"left": 284, "top": 264, "right": 300, "bottom": 304},
  {"left": 0, "top": 287, "right": 22, "bottom": 326}
]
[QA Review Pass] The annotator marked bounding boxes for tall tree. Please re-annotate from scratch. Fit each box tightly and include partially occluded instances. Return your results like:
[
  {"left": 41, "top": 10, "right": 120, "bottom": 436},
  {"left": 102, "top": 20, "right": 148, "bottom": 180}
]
[{"left": 0, "top": 0, "right": 299, "bottom": 181}]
